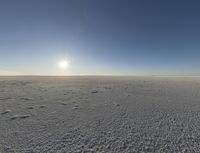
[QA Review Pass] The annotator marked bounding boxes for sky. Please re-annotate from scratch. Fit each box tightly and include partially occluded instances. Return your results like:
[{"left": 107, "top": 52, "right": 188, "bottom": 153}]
[{"left": 0, "top": 0, "right": 200, "bottom": 76}]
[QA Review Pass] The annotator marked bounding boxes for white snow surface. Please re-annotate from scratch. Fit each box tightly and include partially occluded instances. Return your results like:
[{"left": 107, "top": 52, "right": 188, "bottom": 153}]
[{"left": 1, "top": 76, "right": 200, "bottom": 153}]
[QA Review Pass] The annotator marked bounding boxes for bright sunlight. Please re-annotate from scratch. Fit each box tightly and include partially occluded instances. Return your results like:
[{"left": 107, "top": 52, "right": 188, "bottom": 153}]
[{"left": 58, "top": 59, "right": 69, "bottom": 70}]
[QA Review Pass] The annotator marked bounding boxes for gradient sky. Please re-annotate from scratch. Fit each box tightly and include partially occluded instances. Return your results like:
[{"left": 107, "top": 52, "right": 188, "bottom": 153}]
[{"left": 1, "top": 0, "right": 200, "bottom": 75}]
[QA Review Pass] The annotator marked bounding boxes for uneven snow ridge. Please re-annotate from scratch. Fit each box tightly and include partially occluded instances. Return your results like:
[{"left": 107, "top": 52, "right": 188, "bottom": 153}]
[{"left": 1, "top": 76, "right": 200, "bottom": 152}]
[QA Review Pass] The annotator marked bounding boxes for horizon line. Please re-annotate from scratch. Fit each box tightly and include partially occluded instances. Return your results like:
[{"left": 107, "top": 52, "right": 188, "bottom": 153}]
[{"left": 1, "top": 74, "right": 200, "bottom": 77}]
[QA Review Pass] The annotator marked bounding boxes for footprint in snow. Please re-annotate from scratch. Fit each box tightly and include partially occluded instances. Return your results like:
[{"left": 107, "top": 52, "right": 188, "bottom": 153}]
[
  {"left": 72, "top": 104, "right": 80, "bottom": 110},
  {"left": 39, "top": 105, "right": 46, "bottom": 108},
  {"left": 26, "top": 106, "right": 34, "bottom": 109},
  {"left": 115, "top": 103, "right": 120, "bottom": 106},
  {"left": 74, "top": 104, "right": 79, "bottom": 107},
  {"left": 72, "top": 107, "right": 79, "bottom": 110},
  {"left": 21, "top": 97, "right": 32, "bottom": 101},
  {"left": 10, "top": 114, "right": 30, "bottom": 120},
  {"left": 1, "top": 110, "right": 11, "bottom": 115},
  {"left": 91, "top": 90, "right": 98, "bottom": 94},
  {"left": 60, "top": 102, "right": 67, "bottom": 105}
]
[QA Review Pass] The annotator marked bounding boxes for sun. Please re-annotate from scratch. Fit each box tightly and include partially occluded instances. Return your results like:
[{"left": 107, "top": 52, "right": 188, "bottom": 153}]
[{"left": 58, "top": 59, "right": 69, "bottom": 70}]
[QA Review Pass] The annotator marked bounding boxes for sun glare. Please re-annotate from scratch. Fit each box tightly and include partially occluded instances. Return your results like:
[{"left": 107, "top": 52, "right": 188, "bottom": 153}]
[{"left": 58, "top": 59, "right": 69, "bottom": 70}]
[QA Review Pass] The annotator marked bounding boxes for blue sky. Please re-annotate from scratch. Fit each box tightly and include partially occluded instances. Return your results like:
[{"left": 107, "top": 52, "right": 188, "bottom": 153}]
[{"left": 0, "top": 0, "right": 200, "bottom": 75}]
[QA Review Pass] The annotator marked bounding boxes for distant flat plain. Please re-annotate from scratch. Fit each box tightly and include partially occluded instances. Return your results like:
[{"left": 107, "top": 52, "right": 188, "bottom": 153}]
[{"left": 1, "top": 76, "right": 200, "bottom": 153}]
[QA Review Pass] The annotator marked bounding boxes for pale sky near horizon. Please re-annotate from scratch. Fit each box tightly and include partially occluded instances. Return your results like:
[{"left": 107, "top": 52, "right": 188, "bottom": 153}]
[{"left": 1, "top": 0, "right": 200, "bottom": 76}]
